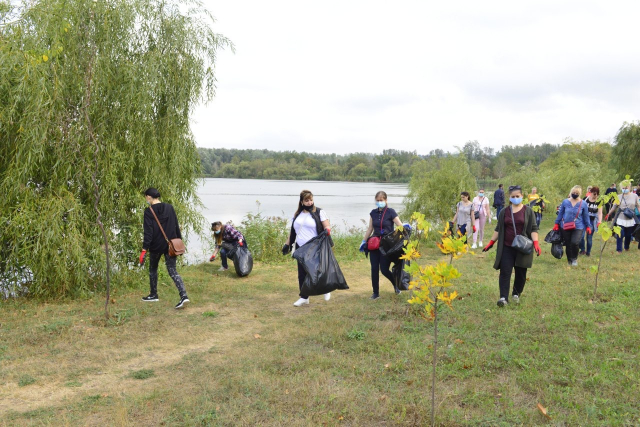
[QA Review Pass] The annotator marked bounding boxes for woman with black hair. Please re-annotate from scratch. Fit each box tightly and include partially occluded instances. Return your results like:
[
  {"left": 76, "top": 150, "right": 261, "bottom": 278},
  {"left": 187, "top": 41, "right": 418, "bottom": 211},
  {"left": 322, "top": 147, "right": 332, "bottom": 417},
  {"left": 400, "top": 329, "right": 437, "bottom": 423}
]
[
  {"left": 209, "top": 222, "right": 245, "bottom": 271},
  {"left": 284, "top": 190, "right": 332, "bottom": 307},
  {"left": 483, "top": 185, "right": 540, "bottom": 307},
  {"left": 139, "top": 188, "right": 190, "bottom": 309},
  {"left": 452, "top": 191, "right": 474, "bottom": 237}
]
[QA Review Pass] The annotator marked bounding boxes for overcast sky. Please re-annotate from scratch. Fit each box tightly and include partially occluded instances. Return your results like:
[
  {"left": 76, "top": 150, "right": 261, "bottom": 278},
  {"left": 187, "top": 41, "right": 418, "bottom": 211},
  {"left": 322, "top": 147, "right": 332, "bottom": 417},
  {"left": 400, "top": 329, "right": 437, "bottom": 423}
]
[{"left": 192, "top": 0, "right": 640, "bottom": 155}]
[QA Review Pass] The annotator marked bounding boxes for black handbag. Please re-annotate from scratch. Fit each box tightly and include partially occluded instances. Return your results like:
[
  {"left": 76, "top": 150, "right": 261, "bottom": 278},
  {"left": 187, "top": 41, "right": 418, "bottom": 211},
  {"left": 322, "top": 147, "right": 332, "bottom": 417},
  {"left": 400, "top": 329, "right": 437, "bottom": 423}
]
[{"left": 510, "top": 206, "right": 533, "bottom": 255}]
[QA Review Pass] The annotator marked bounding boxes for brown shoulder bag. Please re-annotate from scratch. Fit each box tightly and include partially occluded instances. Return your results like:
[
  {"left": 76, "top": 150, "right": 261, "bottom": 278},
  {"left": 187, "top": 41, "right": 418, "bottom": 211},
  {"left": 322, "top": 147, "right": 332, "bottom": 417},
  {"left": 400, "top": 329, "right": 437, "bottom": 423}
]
[{"left": 148, "top": 205, "right": 186, "bottom": 257}]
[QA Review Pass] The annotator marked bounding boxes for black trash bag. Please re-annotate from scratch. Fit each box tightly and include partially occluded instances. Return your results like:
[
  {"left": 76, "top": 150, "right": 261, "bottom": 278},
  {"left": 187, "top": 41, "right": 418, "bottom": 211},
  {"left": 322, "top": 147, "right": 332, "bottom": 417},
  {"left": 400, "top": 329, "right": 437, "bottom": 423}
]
[
  {"left": 233, "top": 246, "right": 253, "bottom": 277},
  {"left": 292, "top": 231, "right": 349, "bottom": 296},
  {"left": 544, "top": 229, "right": 563, "bottom": 244},
  {"left": 551, "top": 242, "right": 563, "bottom": 259},
  {"left": 222, "top": 241, "right": 238, "bottom": 259},
  {"left": 380, "top": 227, "right": 411, "bottom": 258},
  {"left": 392, "top": 259, "right": 411, "bottom": 291},
  {"left": 633, "top": 225, "right": 640, "bottom": 241}
]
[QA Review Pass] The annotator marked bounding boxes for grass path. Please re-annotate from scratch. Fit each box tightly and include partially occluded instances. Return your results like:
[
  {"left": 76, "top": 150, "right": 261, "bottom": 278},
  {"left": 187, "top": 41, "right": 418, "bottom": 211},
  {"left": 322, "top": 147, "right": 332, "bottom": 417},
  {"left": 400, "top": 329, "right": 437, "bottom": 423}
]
[{"left": 1, "top": 220, "right": 639, "bottom": 425}]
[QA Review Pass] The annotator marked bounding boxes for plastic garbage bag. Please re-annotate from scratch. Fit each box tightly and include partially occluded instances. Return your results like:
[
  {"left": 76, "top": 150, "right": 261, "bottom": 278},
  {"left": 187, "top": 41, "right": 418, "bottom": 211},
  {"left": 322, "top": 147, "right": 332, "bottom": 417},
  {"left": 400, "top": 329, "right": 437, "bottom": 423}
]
[
  {"left": 551, "top": 242, "right": 563, "bottom": 259},
  {"left": 292, "top": 231, "right": 349, "bottom": 296},
  {"left": 392, "top": 259, "right": 411, "bottom": 291},
  {"left": 544, "top": 229, "right": 563, "bottom": 244},
  {"left": 233, "top": 246, "right": 253, "bottom": 277},
  {"left": 380, "top": 228, "right": 411, "bottom": 258}
]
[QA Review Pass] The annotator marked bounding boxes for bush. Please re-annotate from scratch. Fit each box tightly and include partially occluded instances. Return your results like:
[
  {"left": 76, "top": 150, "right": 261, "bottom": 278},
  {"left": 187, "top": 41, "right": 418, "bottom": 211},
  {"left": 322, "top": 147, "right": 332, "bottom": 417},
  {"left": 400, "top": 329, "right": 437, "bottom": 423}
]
[{"left": 239, "top": 208, "right": 289, "bottom": 264}]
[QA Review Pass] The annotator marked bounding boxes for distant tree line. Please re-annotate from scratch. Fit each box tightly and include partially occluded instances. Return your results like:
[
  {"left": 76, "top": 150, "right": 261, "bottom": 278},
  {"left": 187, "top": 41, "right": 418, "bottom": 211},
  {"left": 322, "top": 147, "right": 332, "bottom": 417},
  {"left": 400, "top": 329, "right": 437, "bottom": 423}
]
[{"left": 198, "top": 142, "right": 563, "bottom": 183}]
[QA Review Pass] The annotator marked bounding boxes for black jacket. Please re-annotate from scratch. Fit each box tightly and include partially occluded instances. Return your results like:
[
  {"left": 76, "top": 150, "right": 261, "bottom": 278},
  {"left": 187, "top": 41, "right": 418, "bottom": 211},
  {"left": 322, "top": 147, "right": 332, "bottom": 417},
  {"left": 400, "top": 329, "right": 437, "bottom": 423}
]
[
  {"left": 143, "top": 203, "right": 182, "bottom": 253},
  {"left": 493, "top": 188, "right": 505, "bottom": 207}
]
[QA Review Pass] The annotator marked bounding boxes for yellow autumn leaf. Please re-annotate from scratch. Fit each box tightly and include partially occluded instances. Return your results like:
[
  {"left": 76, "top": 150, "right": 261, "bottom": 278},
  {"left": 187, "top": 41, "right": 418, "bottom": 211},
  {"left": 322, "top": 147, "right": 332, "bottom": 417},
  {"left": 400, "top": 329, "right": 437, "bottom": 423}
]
[{"left": 42, "top": 55, "right": 48, "bottom": 62}]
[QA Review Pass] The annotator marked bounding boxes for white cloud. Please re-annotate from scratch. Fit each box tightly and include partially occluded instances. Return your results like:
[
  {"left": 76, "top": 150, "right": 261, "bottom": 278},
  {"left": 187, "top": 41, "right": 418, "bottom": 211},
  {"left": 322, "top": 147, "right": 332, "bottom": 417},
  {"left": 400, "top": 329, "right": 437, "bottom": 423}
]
[{"left": 191, "top": 0, "right": 640, "bottom": 154}]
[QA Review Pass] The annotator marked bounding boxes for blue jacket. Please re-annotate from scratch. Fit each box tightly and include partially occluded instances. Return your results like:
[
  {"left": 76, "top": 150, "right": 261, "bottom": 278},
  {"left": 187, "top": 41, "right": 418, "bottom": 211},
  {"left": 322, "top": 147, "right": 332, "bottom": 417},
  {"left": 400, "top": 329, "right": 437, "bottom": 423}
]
[
  {"left": 493, "top": 188, "right": 505, "bottom": 206},
  {"left": 555, "top": 199, "right": 590, "bottom": 230}
]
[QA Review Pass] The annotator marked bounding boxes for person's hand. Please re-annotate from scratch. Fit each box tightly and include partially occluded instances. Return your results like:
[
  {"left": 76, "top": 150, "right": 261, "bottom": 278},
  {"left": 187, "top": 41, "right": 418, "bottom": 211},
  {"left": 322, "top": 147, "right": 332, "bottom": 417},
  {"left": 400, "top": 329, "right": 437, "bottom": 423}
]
[
  {"left": 604, "top": 214, "right": 609, "bottom": 221},
  {"left": 139, "top": 250, "right": 147, "bottom": 266},
  {"left": 473, "top": 225, "right": 477, "bottom": 233},
  {"left": 482, "top": 240, "right": 495, "bottom": 252},
  {"left": 326, "top": 228, "right": 331, "bottom": 236},
  {"left": 359, "top": 240, "right": 367, "bottom": 252},
  {"left": 282, "top": 244, "right": 291, "bottom": 256},
  {"left": 553, "top": 224, "right": 560, "bottom": 231},
  {"left": 403, "top": 223, "right": 412, "bottom": 232},
  {"left": 597, "top": 222, "right": 601, "bottom": 228},
  {"left": 533, "top": 241, "right": 541, "bottom": 256},
  {"left": 238, "top": 240, "right": 244, "bottom": 247},
  {"left": 587, "top": 227, "right": 592, "bottom": 235},
  {"left": 209, "top": 254, "right": 216, "bottom": 262}
]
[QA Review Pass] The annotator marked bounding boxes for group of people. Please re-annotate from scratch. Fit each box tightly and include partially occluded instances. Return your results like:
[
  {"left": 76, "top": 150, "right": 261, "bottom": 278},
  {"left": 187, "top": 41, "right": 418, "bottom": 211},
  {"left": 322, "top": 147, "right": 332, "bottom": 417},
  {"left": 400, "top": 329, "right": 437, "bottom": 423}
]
[{"left": 137, "top": 179, "right": 639, "bottom": 310}]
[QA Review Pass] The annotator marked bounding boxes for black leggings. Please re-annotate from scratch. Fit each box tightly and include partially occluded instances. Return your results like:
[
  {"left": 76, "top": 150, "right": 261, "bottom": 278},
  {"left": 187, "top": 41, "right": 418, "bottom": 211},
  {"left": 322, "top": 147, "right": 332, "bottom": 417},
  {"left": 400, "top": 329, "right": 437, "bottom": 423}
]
[
  {"left": 562, "top": 228, "right": 583, "bottom": 262},
  {"left": 148, "top": 252, "right": 187, "bottom": 297},
  {"left": 369, "top": 249, "right": 395, "bottom": 295},
  {"left": 498, "top": 245, "right": 527, "bottom": 301}
]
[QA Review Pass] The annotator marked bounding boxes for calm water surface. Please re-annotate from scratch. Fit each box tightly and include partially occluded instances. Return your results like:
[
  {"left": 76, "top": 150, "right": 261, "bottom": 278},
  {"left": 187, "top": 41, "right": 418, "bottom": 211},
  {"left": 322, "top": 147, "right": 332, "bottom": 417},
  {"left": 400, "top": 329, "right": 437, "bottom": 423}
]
[{"left": 188, "top": 178, "right": 408, "bottom": 260}]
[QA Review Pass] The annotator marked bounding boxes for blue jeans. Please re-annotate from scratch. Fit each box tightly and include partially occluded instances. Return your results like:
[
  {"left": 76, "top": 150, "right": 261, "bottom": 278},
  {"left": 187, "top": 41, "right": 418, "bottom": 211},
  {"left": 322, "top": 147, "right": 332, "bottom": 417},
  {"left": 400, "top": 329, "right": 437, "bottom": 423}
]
[
  {"left": 578, "top": 216, "right": 597, "bottom": 255},
  {"left": 616, "top": 225, "right": 636, "bottom": 252},
  {"left": 535, "top": 213, "right": 542, "bottom": 228},
  {"left": 496, "top": 205, "right": 503, "bottom": 218}
]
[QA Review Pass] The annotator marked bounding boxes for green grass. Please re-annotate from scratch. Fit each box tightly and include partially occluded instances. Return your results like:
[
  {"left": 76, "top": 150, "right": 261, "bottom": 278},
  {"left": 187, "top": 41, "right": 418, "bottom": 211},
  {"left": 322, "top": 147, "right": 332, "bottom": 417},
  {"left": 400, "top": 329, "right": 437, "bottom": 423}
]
[
  {"left": 1, "top": 217, "right": 639, "bottom": 425},
  {"left": 128, "top": 369, "right": 155, "bottom": 380}
]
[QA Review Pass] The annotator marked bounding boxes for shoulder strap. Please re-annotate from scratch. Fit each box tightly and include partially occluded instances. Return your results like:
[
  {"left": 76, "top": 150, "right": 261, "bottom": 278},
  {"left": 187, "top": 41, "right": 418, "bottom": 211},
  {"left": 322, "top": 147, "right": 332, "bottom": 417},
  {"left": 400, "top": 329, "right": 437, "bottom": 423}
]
[
  {"left": 510, "top": 206, "right": 518, "bottom": 235},
  {"left": 380, "top": 208, "right": 387, "bottom": 233},
  {"left": 573, "top": 200, "right": 582, "bottom": 220},
  {"left": 148, "top": 204, "right": 170, "bottom": 243}
]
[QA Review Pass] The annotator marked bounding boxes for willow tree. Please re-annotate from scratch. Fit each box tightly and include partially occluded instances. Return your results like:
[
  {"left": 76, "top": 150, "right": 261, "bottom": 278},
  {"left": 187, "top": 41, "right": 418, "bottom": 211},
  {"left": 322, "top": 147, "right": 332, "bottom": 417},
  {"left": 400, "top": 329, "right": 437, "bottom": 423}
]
[
  {"left": 612, "top": 121, "right": 640, "bottom": 182},
  {"left": 0, "top": 0, "right": 231, "bottom": 300}
]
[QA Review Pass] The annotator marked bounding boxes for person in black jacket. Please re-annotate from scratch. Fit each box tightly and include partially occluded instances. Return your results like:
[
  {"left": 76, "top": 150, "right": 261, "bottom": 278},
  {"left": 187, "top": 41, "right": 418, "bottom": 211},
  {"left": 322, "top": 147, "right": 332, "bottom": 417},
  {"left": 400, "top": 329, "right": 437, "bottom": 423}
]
[
  {"left": 139, "top": 188, "right": 189, "bottom": 309},
  {"left": 493, "top": 184, "right": 505, "bottom": 218}
]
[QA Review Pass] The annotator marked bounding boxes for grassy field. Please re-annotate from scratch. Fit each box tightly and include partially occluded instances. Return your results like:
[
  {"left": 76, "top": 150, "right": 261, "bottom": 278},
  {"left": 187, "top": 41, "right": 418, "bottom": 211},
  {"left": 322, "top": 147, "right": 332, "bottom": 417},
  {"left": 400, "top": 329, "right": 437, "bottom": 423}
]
[{"left": 1, "top": 218, "right": 639, "bottom": 426}]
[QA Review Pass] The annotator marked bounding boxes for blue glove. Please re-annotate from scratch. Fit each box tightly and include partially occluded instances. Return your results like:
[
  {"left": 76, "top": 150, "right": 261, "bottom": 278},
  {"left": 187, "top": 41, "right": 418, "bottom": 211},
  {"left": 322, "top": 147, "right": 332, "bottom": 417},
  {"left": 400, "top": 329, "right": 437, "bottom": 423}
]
[
  {"left": 359, "top": 240, "right": 367, "bottom": 252},
  {"left": 403, "top": 223, "right": 412, "bottom": 232}
]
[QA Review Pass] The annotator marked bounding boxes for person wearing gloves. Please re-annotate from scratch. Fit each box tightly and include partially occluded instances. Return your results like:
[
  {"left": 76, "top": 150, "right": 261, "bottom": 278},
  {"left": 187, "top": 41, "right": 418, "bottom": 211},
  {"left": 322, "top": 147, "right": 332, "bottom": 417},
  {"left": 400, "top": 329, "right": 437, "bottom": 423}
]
[
  {"left": 452, "top": 191, "right": 475, "bottom": 237},
  {"left": 605, "top": 179, "right": 640, "bottom": 253},
  {"left": 471, "top": 189, "right": 491, "bottom": 249},
  {"left": 283, "top": 190, "right": 331, "bottom": 307},
  {"left": 553, "top": 185, "right": 591, "bottom": 266},
  {"left": 482, "top": 185, "right": 540, "bottom": 307},
  {"left": 578, "top": 186, "right": 603, "bottom": 256},
  {"left": 360, "top": 191, "right": 405, "bottom": 300},
  {"left": 209, "top": 221, "right": 246, "bottom": 271},
  {"left": 140, "top": 188, "right": 190, "bottom": 309}
]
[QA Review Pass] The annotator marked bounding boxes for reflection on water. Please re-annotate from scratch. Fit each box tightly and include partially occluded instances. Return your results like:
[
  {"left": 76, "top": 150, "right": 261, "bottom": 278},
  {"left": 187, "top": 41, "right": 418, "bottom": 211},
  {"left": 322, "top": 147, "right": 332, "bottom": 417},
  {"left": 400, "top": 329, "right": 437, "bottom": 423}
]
[{"left": 187, "top": 178, "right": 409, "bottom": 261}]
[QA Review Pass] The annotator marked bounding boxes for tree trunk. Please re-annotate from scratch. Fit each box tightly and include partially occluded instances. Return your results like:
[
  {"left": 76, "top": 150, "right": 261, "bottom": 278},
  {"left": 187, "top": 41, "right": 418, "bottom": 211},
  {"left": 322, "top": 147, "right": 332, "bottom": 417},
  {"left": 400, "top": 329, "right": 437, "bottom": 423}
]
[{"left": 431, "top": 297, "right": 438, "bottom": 427}]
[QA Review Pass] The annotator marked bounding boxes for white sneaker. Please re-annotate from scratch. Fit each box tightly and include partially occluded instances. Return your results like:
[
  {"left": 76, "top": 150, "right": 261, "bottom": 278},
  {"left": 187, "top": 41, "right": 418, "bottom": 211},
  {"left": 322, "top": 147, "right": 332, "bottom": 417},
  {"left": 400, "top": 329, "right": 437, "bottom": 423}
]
[
  {"left": 293, "top": 298, "right": 309, "bottom": 307},
  {"left": 218, "top": 267, "right": 228, "bottom": 271},
  {"left": 512, "top": 295, "right": 520, "bottom": 304},
  {"left": 471, "top": 243, "right": 477, "bottom": 249},
  {"left": 324, "top": 293, "right": 331, "bottom": 301}
]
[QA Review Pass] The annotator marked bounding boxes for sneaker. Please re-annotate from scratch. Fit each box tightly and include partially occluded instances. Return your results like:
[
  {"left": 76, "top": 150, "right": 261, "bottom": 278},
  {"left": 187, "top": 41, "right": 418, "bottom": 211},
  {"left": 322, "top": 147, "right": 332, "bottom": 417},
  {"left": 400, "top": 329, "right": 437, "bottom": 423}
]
[
  {"left": 579, "top": 250, "right": 586, "bottom": 255},
  {"left": 370, "top": 293, "right": 380, "bottom": 300},
  {"left": 324, "top": 293, "right": 331, "bottom": 301},
  {"left": 571, "top": 260, "right": 578, "bottom": 267},
  {"left": 218, "top": 267, "right": 228, "bottom": 271},
  {"left": 471, "top": 243, "right": 477, "bottom": 249},
  {"left": 175, "top": 296, "right": 190, "bottom": 309},
  {"left": 512, "top": 295, "right": 520, "bottom": 304},
  {"left": 497, "top": 297, "right": 508, "bottom": 307},
  {"left": 585, "top": 253, "right": 591, "bottom": 257},
  {"left": 142, "top": 295, "right": 159, "bottom": 302},
  {"left": 293, "top": 298, "right": 309, "bottom": 307},
  {"left": 394, "top": 287, "right": 401, "bottom": 295}
]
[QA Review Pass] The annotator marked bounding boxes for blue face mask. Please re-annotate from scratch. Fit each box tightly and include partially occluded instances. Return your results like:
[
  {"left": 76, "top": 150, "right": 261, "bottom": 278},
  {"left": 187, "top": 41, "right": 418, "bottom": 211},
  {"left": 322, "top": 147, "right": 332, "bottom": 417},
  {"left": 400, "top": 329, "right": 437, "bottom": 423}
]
[
  {"left": 510, "top": 197, "right": 522, "bottom": 205},
  {"left": 214, "top": 230, "right": 221, "bottom": 235},
  {"left": 478, "top": 193, "right": 484, "bottom": 197},
  {"left": 376, "top": 201, "right": 386, "bottom": 209},
  {"left": 622, "top": 189, "right": 630, "bottom": 194}
]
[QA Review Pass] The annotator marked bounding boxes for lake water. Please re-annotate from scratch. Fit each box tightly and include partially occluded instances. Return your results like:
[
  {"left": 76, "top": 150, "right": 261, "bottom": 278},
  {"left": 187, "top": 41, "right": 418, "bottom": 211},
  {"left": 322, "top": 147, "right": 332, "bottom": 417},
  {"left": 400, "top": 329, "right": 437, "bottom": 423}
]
[{"left": 188, "top": 178, "right": 409, "bottom": 260}]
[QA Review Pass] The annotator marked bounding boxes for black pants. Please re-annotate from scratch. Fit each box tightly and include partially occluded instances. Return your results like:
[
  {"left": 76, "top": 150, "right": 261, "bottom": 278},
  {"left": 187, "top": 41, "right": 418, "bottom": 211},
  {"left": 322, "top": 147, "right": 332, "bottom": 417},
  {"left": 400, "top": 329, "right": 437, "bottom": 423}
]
[
  {"left": 615, "top": 225, "right": 636, "bottom": 252},
  {"left": 369, "top": 249, "right": 395, "bottom": 295},
  {"left": 148, "top": 251, "right": 187, "bottom": 297},
  {"left": 562, "top": 228, "right": 583, "bottom": 262},
  {"left": 498, "top": 245, "right": 527, "bottom": 301}
]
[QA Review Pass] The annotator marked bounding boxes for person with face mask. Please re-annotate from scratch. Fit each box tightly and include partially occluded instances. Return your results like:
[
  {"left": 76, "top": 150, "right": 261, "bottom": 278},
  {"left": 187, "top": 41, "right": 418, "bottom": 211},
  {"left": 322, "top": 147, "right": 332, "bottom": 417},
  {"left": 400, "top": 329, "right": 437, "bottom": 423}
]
[
  {"left": 284, "top": 190, "right": 331, "bottom": 306},
  {"left": 578, "top": 186, "right": 603, "bottom": 257},
  {"left": 360, "top": 191, "right": 406, "bottom": 299},
  {"left": 605, "top": 179, "right": 640, "bottom": 253},
  {"left": 140, "top": 187, "right": 190, "bottom": 309},
  {"left": 471, "top": 189, "right": 491, "bottom": 249},
  {"left": 483, "top": 185, "right": 540, "bottom": 307},
  {"left": 209, "top": 221, "right": 245, "bottom": 271},
  {"left": 553, "top": 185, "right": 591, "bottom": 266}
]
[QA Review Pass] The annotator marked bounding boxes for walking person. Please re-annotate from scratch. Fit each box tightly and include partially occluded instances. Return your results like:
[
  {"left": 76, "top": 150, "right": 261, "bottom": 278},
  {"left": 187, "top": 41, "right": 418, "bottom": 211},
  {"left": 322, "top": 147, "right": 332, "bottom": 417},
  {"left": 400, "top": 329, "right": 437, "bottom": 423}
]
[
  {"left": 604, "top": 183, "right": 617, "bottom": 215},
  {"left": 452, "top": 192, "right": 474, "bottom": 237},
  {"left": 605, "top": 179, "right": 640, "bottom": 253},
  {"left": 493, "top": 184, "right": 505, "bottom": 218},
  {"left": 139, "top": 188, "right": 190, "bottom": 309},
  {"left": 578, "top": 186, "right": 603, "bottom": 257},
  {"left": 528, "top": 187, "right": 544, "bottom": 228},
  {"left": 360, "top": 191, "right": 405, "bottom": 299},
  {"left": 209, "top": 222, "right": 246, "bottom": 271},
  {"left": 553, "top": 185, "right": 591, "bottom": 266},
  {"left": 284, "top": 190, "right": 332, "bottom": 306},
  {"left": 471, "top": 189, "right": 491, "bottom": 249},
  {"left": 482, "top": 185, "right": 541, "bottom": 307}
]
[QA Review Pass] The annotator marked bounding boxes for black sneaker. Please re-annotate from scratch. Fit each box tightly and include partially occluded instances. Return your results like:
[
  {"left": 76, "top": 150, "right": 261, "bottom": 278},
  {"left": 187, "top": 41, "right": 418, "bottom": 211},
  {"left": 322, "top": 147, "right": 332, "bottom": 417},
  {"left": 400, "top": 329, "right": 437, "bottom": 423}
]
[
  {"left": 142, "top": 295, "right": 159, "bottom": 302},
  {"left": 497, "top": 297, "right": 508, "bottom": 307},
  {"left": 175, "top": 296, "right": 190, "bottom": 309},
  {"left": 370, "top": 293, "right": 380, "bottom": 300}
]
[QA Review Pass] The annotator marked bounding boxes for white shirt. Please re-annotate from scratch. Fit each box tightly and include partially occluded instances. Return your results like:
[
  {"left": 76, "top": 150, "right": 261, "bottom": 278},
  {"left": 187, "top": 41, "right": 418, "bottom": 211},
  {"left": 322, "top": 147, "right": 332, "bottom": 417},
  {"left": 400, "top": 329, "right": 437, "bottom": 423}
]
[
  {"left": 293, "top": 210, "right": 329, "bottom": 246},
  {"left": 472, "top": 196, "right": 489, "bottom": 215}
]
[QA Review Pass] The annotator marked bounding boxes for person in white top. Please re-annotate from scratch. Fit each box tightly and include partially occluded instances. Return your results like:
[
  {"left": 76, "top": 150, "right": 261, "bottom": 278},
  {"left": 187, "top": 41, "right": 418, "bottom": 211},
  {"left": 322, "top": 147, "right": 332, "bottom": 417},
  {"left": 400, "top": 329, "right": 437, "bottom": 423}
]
[
  {"left": 605, "top": 179, "right": 640, "bottom": 253},
  {"left": 471, "top": 189, "right": 491, "bottom": 249},
  {"left": 284, "top": 190, "right": 331, "bottom": 306}
]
